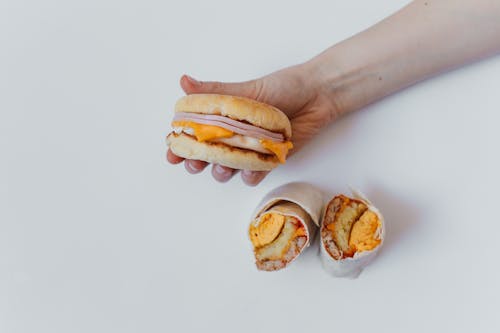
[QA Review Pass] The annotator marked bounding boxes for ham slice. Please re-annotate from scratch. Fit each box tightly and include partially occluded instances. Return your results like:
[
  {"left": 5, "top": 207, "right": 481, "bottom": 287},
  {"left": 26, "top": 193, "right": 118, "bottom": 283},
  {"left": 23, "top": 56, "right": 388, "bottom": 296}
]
[{"left": 173, "top": 112, "right": 285, "bottom": 142}]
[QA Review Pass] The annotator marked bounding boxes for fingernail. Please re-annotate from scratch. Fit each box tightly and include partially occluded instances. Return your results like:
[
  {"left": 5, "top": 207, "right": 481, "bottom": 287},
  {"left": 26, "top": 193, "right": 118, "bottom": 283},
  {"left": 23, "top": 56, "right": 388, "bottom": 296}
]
[
  {"left": 186, "top": 75, "right": 201, "bottom": 87},
  {"left": 185, "top": 161, "right": 199, "bottom": 174},
  {"left": 242, "top": 170, "right": 267, "bottom": 186},
  {"left": 214, "top": 164, "right": 228, "bottom": 175}
]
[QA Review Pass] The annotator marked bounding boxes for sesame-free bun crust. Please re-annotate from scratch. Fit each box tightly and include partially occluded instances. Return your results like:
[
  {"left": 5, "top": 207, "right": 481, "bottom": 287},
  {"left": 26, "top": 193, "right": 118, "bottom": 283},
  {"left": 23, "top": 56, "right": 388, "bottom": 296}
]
[
  {"left": 167, "top": 133, "right": 279, "bottom": 171},
  {"left": 175, "top": 94, "right": 292, "bottom": 139}
]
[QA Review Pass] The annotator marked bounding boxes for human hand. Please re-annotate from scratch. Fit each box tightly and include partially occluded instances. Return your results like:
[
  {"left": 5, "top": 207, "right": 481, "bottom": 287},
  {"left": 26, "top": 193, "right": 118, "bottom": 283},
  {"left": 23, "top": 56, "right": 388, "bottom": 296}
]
[
  {"left": 167, "top": 63, "right": 340, "bottom": 186},
  {"left": 168, "top": 0, "right": 500, "bottom": 186}
]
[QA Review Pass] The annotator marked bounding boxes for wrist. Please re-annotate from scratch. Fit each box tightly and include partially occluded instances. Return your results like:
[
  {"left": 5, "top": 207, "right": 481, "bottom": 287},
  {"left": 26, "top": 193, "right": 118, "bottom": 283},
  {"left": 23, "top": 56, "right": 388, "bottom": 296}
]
[
  {"left": 304, "top": 34, "right": 409, "bottom": 118},
  {"left": 303, "top": 48, "right": 364, "bottom": 120}
]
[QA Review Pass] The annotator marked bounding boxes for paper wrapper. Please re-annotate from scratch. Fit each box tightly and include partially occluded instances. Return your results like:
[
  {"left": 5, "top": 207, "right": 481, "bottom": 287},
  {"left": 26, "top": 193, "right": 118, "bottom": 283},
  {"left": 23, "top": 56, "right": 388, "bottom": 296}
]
[
  {"left": 319, "top": 189, "right": 385, "bottom": 278},
  {"left": 250, "top": 182, "right": 324, "bottom": 269}
]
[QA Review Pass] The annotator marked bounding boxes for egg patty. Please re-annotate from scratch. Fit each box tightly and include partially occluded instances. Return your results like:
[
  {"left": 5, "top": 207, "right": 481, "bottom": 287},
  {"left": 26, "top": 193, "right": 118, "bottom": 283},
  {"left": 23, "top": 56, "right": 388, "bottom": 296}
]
[{"left": 250, "top": 214, "right": 306, "bottom": 262}]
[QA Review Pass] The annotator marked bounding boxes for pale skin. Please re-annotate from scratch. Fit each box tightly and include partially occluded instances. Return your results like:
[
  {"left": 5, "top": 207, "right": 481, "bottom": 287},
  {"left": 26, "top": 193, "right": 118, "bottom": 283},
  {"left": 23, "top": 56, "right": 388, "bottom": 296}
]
[{"left": 167, "top": 0, "right": 500, "bottom": 186}]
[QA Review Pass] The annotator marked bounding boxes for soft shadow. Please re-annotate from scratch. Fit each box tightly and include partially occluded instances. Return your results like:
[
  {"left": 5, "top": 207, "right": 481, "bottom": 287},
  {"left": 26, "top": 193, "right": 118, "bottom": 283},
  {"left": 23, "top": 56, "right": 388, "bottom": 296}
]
[
  {"left": 286, "top": 110, "right": 360, "bottom": 169},
  {"left": 364, "top": 185, "right": 421, "bottom": 255}
]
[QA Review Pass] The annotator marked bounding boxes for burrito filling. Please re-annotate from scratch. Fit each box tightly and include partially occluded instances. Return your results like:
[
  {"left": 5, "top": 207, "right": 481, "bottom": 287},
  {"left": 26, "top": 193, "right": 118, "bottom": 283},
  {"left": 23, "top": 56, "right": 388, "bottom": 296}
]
[
  {"left": 322, "top": 195, "right": 381, "bottom": 259},
  {"left": 249, "top": 212, "right": 307, "bottom": 270}
]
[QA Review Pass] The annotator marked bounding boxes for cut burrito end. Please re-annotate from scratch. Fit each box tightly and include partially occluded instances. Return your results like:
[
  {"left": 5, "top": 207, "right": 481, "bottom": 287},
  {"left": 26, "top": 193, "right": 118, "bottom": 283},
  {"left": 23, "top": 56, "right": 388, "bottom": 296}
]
[
  {"left": 322, "top": 195, "right": 381, "bottom": 260},
  {"left": 249, "top": 203, "right": 309, "bottom": 271}
]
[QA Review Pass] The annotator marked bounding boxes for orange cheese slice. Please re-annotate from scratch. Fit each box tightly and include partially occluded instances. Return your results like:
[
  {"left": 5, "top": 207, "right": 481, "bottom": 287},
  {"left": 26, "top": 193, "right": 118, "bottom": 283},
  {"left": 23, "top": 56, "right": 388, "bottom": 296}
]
[
  {"left": 260, "top": 140, "right": 293, "bottom": 163},
  {"left": 172, "top": 121, "right": 234, "bottom": 142}
]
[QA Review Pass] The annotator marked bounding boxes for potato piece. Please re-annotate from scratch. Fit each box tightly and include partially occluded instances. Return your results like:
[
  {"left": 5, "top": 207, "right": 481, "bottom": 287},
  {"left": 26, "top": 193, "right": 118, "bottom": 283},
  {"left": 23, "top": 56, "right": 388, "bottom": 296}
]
[{"left": 324, "top": 195, "right": 367, "bottom": 257}]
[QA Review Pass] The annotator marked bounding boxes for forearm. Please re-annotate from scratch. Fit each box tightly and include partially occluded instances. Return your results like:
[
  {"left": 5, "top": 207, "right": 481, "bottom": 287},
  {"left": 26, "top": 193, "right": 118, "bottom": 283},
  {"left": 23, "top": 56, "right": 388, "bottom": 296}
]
[{"left": 308, "top": 0, "right": 500, "bottom": 116}]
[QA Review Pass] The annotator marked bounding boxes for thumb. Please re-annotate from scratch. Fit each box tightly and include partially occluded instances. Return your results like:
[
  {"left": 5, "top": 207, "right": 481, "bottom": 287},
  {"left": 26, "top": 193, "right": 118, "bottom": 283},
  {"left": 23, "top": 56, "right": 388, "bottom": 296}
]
[{"left": 180, "top": 74, "right": 263, "bottom": 101}]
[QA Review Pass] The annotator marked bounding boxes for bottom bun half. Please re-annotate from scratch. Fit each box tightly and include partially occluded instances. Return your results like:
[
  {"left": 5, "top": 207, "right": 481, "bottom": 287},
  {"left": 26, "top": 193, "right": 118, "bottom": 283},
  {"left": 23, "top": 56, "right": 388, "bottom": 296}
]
[{"left": 166, "top": 132, "right": 279, "bottom": 171}]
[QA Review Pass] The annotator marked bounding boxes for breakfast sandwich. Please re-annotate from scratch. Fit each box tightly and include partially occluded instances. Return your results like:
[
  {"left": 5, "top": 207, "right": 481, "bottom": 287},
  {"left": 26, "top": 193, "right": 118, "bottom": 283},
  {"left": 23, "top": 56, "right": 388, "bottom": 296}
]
[{"left": 167, "top": 94, "right": 293, "bottom": 171}]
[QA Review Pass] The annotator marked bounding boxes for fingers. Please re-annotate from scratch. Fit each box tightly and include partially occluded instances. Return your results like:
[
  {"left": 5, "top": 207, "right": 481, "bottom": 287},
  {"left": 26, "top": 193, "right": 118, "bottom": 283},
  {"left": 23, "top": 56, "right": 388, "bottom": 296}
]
[
  {"left": 167, "top": 150, "right": 238, "bottom": 181},
  {"left": 167, "top": 151, "right": 267, "bottom": 185},
  {"left": 184, "top": 159, "right": 208, "bottom": 174},
  {"left": 167, "top": 150, "right": 209, "bottom": 174},
  {"left": 166, "top": 149, "right": 184, "bottom": 164},
  {"left": 211, "top": 164, "right": 237, "bottom": 183},
  {"left": 241, "top": 170, "right": 269, "bottom": 186},
  {"left": 180, "top": 74, "right": 262, "bottom": 100}
]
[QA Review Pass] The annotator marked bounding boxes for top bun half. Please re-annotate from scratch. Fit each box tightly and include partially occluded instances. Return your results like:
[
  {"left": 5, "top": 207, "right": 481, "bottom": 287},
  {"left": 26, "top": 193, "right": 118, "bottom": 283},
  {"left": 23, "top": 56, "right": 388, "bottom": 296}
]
[{"left": 174, "top": 94, "right": 292, "bottom": 139}]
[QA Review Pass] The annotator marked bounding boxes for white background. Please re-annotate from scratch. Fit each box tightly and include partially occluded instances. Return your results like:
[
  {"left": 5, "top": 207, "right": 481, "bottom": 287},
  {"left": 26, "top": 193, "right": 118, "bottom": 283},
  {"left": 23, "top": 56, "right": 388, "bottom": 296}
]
[{"left": 2, "top": 0, "right": 500, "bottom": 332}]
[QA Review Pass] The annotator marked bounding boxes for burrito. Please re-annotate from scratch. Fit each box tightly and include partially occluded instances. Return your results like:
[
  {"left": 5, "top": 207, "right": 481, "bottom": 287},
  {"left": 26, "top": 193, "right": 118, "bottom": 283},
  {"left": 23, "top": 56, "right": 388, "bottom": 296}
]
[
  {"left": 250, "top": 202, "right": 311, "bottom": 271},
  {"left": 320, "top": 192, "right": 384, "bottom": 278},
  {"left": 249, "top": 182, "right": 323, "bottom": 271}
]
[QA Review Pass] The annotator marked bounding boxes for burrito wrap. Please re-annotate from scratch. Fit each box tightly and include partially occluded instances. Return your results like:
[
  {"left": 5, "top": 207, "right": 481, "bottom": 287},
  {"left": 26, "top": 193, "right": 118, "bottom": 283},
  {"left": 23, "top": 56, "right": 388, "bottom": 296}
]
[
  {"left": 319, "top": 189, "right": 385, "bottom": 278},
  {"left": 249, "top": 182, "right": 323, "bottom": 271}
]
